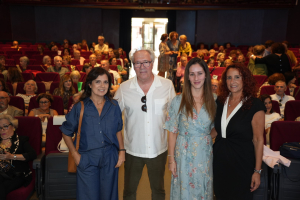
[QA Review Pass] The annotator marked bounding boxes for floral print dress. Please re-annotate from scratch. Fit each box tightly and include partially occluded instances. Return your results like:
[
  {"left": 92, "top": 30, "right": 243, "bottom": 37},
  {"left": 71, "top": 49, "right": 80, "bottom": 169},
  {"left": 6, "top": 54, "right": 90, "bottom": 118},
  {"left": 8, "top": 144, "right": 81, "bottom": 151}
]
[{"left": 164, "top": 94, "right": 214, "bottom": 200}]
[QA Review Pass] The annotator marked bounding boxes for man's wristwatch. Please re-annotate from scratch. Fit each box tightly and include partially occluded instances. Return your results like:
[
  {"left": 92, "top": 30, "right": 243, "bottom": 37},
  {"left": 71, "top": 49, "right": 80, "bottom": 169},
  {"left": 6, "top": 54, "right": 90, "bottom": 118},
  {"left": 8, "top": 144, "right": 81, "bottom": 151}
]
[
  {"left": 13, "top": 154, "right": 17, "bottom": 160},
  {"left": 254, "top": 169, "right": 262, "bottom": 174}
]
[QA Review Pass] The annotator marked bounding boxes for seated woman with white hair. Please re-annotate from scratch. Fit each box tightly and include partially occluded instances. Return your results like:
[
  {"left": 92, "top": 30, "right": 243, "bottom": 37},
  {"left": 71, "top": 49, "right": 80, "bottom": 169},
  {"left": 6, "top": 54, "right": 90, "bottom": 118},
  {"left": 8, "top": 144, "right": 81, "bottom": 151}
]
[
  {"left": 217, "top": 53, "right": 225, "bottom": 67},
  {"left": 208, "top": 49, "right": 216, "bottom": 58},
  {"left": 42, "top": 55, "right": 52, "bottom": 71},
  {"left": 70, "top": 70, "right": 83, "bottom": 91},
  {"left": 16, "top": 80, "right": 37, "bottom": 115},
  {"left": 17, "top": 56, "right": 29, "bottom": 72}
]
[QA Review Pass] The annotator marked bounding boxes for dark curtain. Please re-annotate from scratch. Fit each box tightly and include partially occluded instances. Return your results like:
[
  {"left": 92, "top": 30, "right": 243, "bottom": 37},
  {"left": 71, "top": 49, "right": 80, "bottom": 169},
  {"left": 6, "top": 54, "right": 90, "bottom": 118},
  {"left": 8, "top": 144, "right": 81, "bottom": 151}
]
[
  {"left": 119, "top": 9, "right": 133, "bottom": 57},
  {"left": 167, "top": 10, "right": 176, "bottom": 34}
]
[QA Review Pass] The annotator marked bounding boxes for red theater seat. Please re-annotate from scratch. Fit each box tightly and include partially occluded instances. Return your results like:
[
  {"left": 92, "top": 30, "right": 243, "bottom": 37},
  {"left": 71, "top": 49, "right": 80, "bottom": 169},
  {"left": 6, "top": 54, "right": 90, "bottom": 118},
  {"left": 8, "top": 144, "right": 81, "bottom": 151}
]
[
  {"left": 260, "top": 85, "right": 290, "bottom": 96},
  {"left": 36, "top": 72, "right": 60, "bottom": 82},
  {"left": 16, "top": 82, "right": 46, "bottom": 95},
  {"left": 272, "top": 100, "right": 281, "bottom": 115},
  {"left": 270, "top": 121, "right": 300, "bottom": 151},
  {"left": 45, "top": 117, "right": 64, "bottom": 156},
  {"left": 9, "top": 96, "right": 25, "bottom": 115},
  {"left": 284, "top": 100, "right": 300, "bottom": 121}
]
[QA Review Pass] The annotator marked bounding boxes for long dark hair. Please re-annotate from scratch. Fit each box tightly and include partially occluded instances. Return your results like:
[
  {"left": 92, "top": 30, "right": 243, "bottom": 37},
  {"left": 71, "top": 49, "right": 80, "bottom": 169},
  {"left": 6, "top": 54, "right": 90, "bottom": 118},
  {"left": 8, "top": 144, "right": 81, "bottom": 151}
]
[
  {"left": 178, "top": 57, "right": 216, "bottom": 120},
  {"left": 259, "top": 94, "right": 274, "bottom": 114},
  {"left": 0, "top": 78, "right": 11, "bottom": 94},
  {"left": 80, "top": 67, "right": 113, "bottom": 101}
]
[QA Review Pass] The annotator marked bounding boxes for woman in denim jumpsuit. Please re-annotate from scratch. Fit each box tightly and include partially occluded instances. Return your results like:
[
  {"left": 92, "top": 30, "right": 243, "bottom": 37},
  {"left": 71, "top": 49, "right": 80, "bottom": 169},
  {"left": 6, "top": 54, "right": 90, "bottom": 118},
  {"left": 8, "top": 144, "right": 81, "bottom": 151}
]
[{"left": 61, "top": 67, "right": 125, "bottom": 200}]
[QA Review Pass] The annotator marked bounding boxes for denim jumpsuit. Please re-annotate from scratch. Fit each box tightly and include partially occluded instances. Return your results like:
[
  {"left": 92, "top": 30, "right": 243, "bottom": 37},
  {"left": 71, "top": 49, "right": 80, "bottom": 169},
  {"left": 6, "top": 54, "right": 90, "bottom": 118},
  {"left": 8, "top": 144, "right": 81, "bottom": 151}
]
[{"left": 60, "top": 97, "right": 123, "bottom": 200}]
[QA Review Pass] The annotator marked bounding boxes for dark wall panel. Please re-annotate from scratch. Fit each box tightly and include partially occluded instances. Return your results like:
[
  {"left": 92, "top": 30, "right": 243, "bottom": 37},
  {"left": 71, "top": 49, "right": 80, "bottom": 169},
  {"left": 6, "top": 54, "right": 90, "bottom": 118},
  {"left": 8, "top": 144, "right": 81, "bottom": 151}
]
[
  {"left": 196, "top": 10, "right": 218, "bottom": 45},
  {"left": 261, "top": 9, "right": 289, "bottom": 43},
  {"left": 0, "top": 5, "right": 12, "bottom": 41},
  {"left": 35, "top": 7, "right": 102, "bottom": 44},
  {"left": 286, "top": 5, "right": 300, "bottom": 44},
  {"left": 132, "top": 10, "right": 168, "bottom": 18},
  {"left": 103, "top": 9, "right": 120, "bottom": 48},
  {"left": 10, "top": 5, "right": 36, "bottom": 41},
  {"left": 176, "top": 11, "right": 196, "bottom": 45}
]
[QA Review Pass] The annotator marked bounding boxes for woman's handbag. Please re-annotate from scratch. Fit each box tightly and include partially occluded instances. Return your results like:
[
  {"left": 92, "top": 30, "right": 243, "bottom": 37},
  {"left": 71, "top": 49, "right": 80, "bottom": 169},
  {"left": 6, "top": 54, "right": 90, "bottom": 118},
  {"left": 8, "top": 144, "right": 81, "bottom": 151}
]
[
  {"left": 280, "top": 142, "right": 300, "bottom": 159},
  {"left": 67, "top": 101, "right": 84, "bottom": 173}
]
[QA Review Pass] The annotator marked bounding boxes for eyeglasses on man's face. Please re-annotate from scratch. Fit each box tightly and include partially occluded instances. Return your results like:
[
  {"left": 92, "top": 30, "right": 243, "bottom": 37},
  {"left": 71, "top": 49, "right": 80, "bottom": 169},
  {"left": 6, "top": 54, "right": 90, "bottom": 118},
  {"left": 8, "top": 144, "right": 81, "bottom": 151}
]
[{"left": 133, "top": 61, "right": 152, "bottom": 69}]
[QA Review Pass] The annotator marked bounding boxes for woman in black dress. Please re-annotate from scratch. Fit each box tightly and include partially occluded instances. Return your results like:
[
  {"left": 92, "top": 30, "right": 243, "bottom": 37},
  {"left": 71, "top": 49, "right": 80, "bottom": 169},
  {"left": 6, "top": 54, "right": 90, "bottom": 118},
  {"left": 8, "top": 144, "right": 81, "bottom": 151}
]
[{"left": 211, "top": 63, "right": 265, "bottom": 200}]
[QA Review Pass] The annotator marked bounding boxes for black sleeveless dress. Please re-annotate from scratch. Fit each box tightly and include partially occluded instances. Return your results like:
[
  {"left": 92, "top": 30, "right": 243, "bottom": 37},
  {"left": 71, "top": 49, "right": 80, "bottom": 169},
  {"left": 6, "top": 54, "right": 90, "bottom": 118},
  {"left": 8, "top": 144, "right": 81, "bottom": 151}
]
[{"left": 213, "top": 97, "right": 265, "bottom": 200}]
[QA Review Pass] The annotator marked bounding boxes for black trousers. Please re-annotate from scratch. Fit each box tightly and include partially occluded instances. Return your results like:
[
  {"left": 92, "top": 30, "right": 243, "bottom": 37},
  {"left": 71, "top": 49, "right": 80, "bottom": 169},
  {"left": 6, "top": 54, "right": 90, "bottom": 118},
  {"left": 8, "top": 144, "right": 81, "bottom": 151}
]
[{"left": 0, "top": 175, "right": 26, "bottom": 199}]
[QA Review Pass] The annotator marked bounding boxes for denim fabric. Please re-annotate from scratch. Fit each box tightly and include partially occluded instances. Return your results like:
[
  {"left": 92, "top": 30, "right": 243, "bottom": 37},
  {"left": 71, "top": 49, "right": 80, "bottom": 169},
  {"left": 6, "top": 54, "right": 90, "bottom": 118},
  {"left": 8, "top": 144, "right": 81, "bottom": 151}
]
[{"left": 60, "top": 96, "right": 123, "bottom": 151}]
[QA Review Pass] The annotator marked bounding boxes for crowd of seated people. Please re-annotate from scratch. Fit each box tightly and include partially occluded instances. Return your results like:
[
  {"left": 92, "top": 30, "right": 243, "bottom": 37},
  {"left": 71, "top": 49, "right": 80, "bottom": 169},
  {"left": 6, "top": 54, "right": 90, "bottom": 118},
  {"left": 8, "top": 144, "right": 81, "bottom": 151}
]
[{"left": 1, "top": 34, "right": 300, "bottom": 199}]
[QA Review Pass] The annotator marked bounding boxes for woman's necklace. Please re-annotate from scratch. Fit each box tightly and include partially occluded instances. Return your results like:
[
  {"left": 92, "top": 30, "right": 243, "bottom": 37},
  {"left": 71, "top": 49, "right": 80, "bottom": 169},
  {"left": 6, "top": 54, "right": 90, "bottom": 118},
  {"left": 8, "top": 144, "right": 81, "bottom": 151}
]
[
  {"left": 0, "top": 139, "right": 11, "bottom": 149},
  {"left": 228, "top": 97, "right": 240, "bottom": 107}
]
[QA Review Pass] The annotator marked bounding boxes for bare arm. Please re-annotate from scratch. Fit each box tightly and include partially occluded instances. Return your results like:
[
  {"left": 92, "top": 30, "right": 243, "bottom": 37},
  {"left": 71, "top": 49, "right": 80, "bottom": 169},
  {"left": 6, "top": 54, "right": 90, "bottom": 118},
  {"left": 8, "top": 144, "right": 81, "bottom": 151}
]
[
  {"left": 250, "top": 110, "right": 265, "bottom": 192},
  {"left": 115, "top": 130, "right": 125, "bottom": 168},
  {"left": 210, "top": 127, "right": 217, "bottom": 139},
  {"left": 168, "top": 131, "right": 178, "bottom": 177}
]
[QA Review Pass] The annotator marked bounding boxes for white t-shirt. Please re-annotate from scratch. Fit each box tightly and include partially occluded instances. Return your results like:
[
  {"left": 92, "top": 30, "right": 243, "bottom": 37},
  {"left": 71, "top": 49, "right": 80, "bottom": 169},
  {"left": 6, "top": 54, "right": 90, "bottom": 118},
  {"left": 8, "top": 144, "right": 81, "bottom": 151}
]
[{"left": 265, "top": 112, "right": 281, "bottom": 129}]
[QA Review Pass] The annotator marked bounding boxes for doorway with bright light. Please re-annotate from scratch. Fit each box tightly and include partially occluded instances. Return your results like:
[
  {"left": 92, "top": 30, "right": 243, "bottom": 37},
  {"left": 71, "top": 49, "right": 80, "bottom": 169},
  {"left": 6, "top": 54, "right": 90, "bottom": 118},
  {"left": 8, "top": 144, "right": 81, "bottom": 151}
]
[{"left": 130, "top": 17, "right": 168, "bottom": 78}]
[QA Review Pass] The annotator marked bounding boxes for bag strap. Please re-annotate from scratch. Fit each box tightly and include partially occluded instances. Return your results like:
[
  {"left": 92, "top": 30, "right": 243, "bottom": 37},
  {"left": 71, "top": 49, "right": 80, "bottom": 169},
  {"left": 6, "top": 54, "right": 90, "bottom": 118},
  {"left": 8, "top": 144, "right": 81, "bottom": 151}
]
[
  {"left": 75, "top": 101, "right": 84, "bottom": 151},
  {"left": 294, "top": 87, "right": 300, "bottom": 98}
]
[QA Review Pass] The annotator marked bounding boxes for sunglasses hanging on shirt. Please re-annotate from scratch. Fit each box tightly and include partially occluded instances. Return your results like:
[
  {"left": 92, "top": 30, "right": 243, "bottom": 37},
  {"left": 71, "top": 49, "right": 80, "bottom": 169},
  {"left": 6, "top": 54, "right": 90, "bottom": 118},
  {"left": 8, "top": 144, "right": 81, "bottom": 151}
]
[{"left": 141, "top": 96, "right": 147, "bottom": 112}]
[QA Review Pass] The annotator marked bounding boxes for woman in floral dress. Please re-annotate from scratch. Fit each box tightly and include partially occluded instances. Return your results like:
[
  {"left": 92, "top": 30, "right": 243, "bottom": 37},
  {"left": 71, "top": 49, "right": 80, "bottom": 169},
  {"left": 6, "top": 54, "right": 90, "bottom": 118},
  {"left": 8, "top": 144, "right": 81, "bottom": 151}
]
[{"left": 164, "top": 57, "right": 216, "bottom": 200}]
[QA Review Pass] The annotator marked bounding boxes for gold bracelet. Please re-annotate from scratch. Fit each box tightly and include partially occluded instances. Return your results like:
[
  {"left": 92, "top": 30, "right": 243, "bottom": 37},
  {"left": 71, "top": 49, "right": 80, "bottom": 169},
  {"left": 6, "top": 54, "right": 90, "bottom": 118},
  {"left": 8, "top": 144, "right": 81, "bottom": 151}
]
[
  {"left": 168, "top": 161, "right": 176, "bottom": 164},
  {"left": 167, "top": 155, "right": 174, "bottom": 157}
]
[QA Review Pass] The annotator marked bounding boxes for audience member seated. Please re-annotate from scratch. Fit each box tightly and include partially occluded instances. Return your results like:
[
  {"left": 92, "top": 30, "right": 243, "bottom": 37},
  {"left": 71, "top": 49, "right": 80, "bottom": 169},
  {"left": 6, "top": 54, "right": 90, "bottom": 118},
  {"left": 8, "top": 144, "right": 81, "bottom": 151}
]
[
  {"left": 225, "top": 42, "right": 231, "bottom": 50},
  {"left": 178, "top": 35, "right": 192, "bottom": 57},
  {"left": 208, "top": 49, "right": 215, "bottom": 58},
  {"left": 284, "top": 71, "right": 297, "bottom": 96},
  {"left": 252, "top": 42, "right": 291, "bottom": 77},
  {"left": 68, "top": 91, "right": 83, "bottom": 112},
  {"left": 282, "top": 41, "right": 297, "bottom": 67},
  {"left": 295, "top": 116, "right": 300, "bottom": 121},
  {"left": 17, "top": 56, "right": 29, "bottom": 72},
  {"left": 206, "top": 57, "right": 215, "bottom": 68},
  {"left": 11, "top": 40, "right": 21, "bottom": 51},
  {"left": 248, "top": 45, "right": 268, "bottom": 76},
  {"left": 118, "top": 48, "right": 126, "bottom": 58},
  {"left": 101, "top": 60, "right": 121, "bottom": 89},
  {"left": 62, "top": 55, "right": 71, "bottom": 68},
  {"left": 236, "top": 49, "right": 242, "bottom": 56},
  {"left": 70, "top": 70, "right": 82, "bottom": 91},
  {"left": 257, "top": 73, "right": 285, "bottom": 96},
  {"left": 37, "top": 45, "right": 44, "bottom": 55},
  {"left": 197, "top": 43, "right": 208, "bottom": 55},
  {"left": 229, "top": 50, "right": 237, "bottom": 60},
  {"left": 224, "top": 59, "right": 233, "bottom": 68},
  {"left": 77, "top": 43, "right": 82, "bottom": 51},
  {"left": 213, "top": 43, "right": 219, "bottom": 50},
  {"left": 51, "top": 45, "right": 58, "bottom": 51},
  {"left": 236, "top": 54, "right": 245, "bottom": 65},
  {"left": 8, "top": 67, "right": 24, "bottom": 95},
  {"left": 196, "top": 51, "right": 205, "bottom": 60},
  {"left": 109, "top": 57, "right": 127, "bottom": 81},
  {"left": 52, "top": 74, "right": 76, "bottom": 114},
  {"left": 28, "top": 93, "right": 58, "bottom": 142},
  {"left": 217, "top": 53, "right": 225, "bottom": 67},
  {"left": 95, "top": 36, "right": 108, "bottom": 52},
  {"left": 0, "top": 79, "right": 12, "bottom": 96},
  {"left": 81, "top": 63, "right": 92, "bottom": 77},
  {"left": 270, "top": 80, "right": 295, "bottom": 117},
  {"left": 72, "top": 44, "right": 78, "bottom": 52},
  {"left": 211, "top": 79, "right": 219, "bottom": 96},
  {"left": 42, "top": 55, "right": 52, "bottom": 71},
  {"left": 259, "top": 94, "right": 282, "bottom": 145},
  {"left": 89, "top": 54, "right": 100, "bottom": 67},
  {"left": 108, "top": 48, "right": 114, "bottom": 58},
  {"left": 0, "top": 91, "right": 23, "bottom": 116},
  {"left": 16, "top": 80, "right": 37, "bottom": 115},
  {"left": 81, "top": 39, "right": 89, "bottom": 51},
  {"left": 219, "top": 45, "right": 226, "bottom": 54},
  {"left": 63, "top": 48, "right": 70, "bottom": 57},
  {"left": 95, "top": 50, "right": 102, "bottom": 61},
  {"left": 0, "top": 64, "right": 8, "bottom": 81},
  {"left": 114, "top": 49, "right": 124, "bottom": 67},
  {"left": 47, "top": 56, "right": 69, "bottom": 78},
  {"left": 72, "top": 50, "right": 85, "bottom": 65},
  {"left": 0, "top": 114, "right": 36, "bottom": 199},
  {"left": 0, "top": 56, "right": 6, "bottom": 66},
  {"left": 176, "top": 55, "right": 187, "bottom": 84}
]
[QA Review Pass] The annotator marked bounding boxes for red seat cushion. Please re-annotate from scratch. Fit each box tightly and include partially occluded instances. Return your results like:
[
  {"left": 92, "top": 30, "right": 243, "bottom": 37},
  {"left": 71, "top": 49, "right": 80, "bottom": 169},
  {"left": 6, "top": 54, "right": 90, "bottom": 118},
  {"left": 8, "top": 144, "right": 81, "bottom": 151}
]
[{"left": 284, "top": 100, "right": 300, "bottom": 121}]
